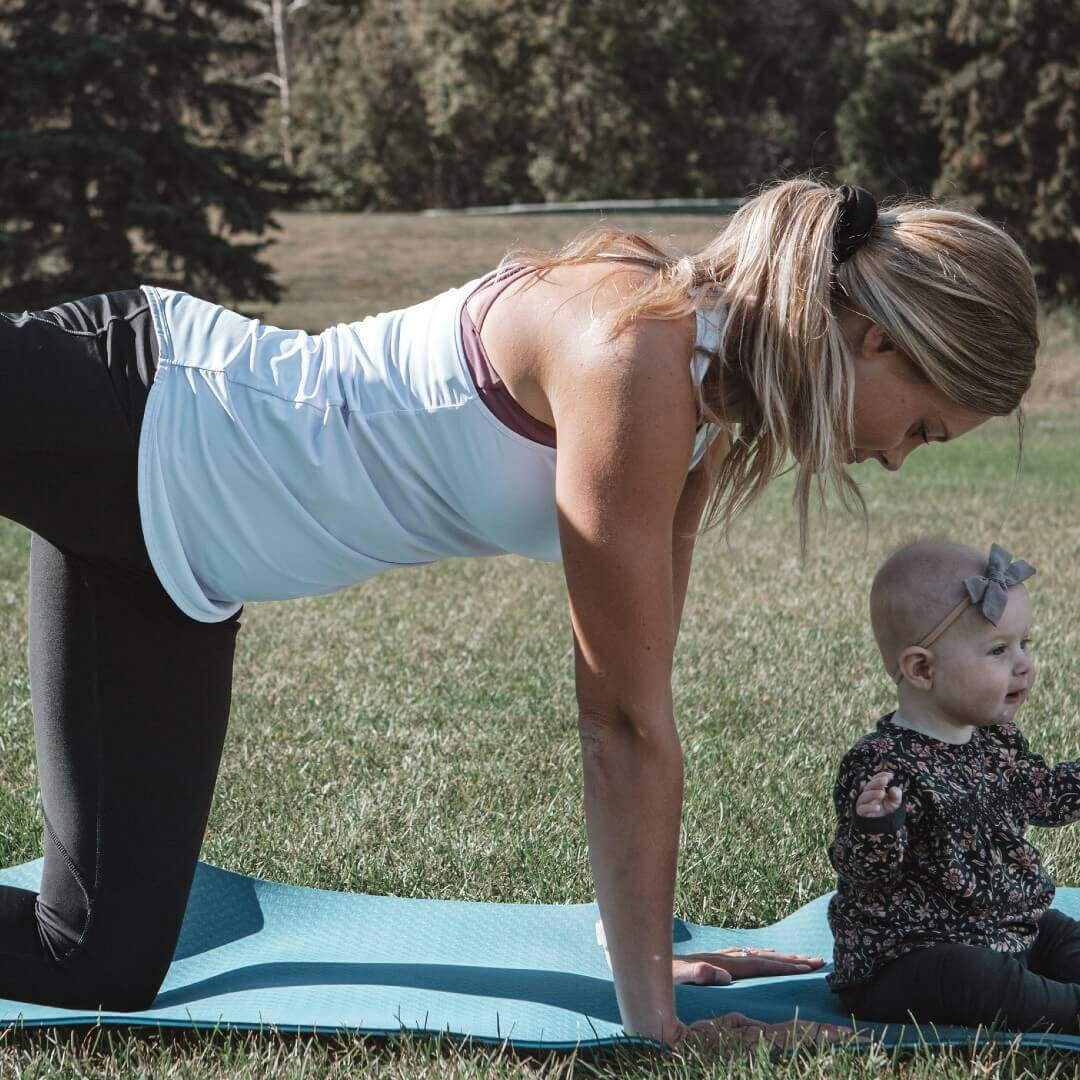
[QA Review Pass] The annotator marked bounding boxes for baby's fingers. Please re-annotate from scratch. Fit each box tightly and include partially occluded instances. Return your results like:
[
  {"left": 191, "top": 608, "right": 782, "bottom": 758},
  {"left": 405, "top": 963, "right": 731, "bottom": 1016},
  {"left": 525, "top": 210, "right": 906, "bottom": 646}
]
[
  {"left": 859, "top": 771, "right": 894, "bottom": 794},
  {"left": 855, "top": 790, "right": 889, "bottom": 817},
  {"left": 855, "top": 772, "right": 903, "bottom": 818}
]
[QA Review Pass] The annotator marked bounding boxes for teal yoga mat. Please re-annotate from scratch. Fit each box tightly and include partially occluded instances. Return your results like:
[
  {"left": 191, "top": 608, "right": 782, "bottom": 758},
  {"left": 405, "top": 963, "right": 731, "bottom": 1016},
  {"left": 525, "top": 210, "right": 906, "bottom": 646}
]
[{"left": 1, "top": 860, "right": 1079, "bottom": 1051}]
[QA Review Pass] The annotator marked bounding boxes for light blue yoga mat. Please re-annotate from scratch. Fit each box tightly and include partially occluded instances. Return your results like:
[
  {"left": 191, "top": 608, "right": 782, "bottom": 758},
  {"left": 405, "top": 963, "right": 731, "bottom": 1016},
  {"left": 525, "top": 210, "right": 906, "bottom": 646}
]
[{"left": 1, "top": 860, "right": 1079, "bottom": 1051}]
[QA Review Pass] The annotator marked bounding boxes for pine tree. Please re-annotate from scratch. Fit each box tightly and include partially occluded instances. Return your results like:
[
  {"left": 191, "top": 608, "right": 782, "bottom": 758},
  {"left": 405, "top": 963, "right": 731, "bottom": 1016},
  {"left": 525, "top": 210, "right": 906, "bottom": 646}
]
[
  {"left": 835, "top": 0, "right": 955, "bottom": 196},
  {"left": 0, "top": 0, "right": 300, "bottom": 310},
  {"left": 931, "top": 0, "right": 1080, "bottom": 301}
]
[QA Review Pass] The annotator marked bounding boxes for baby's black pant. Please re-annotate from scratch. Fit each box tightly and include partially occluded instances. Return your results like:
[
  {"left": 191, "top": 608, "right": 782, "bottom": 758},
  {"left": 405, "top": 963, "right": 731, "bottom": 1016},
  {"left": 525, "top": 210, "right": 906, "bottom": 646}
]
[
  {"left": 0, "top": 293, "right": 240, "bottom": 1010},
  {"left": 840, "top": 910, "right": 1080, "bottom": 1033}
]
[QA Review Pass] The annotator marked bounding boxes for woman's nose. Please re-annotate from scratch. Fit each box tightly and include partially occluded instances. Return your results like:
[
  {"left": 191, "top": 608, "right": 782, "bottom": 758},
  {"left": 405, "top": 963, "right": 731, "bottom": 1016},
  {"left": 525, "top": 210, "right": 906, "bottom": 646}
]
[
  {"left": 880, "top": 434, "right": 922, "bottom": 471},
  {"left": 879, "top": 447, "right": 907, "bottom": 471}
]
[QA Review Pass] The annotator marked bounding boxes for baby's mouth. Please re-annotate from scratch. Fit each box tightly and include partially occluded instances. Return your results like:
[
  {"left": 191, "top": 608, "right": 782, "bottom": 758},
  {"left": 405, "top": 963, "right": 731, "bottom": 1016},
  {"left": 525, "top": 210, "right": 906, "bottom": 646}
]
[{"left": 1005, "top": 688, "right": 1027, "bottom": 705}]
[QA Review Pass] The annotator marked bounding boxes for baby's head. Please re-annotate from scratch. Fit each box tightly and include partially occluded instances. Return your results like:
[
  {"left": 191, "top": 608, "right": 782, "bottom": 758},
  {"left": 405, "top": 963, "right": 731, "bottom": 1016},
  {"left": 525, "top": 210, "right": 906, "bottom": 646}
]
[{"left": 870, "top": 540, "right": 1036, "bottom": 727}]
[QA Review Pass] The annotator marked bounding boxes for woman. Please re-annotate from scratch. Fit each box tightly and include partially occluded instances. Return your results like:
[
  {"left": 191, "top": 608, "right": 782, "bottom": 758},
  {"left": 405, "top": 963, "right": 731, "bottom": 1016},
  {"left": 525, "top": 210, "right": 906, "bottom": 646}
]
[{"left": 0, "top": 178, "right": 1037, "bottom": 1053}]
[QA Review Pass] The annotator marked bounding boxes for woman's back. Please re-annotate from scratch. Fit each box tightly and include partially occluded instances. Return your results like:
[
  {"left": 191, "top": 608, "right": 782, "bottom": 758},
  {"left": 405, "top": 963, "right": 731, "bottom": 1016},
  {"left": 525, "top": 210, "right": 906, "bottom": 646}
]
[{"left": 138, "top": 277, "right": 562, "bottom": 623}]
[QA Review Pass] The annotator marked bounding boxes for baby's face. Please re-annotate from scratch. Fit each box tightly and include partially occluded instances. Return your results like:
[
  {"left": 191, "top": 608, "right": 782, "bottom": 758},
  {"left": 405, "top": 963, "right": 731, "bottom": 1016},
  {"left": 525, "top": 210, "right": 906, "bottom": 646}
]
[{"left": 928, "top": 585, "right": 1035, "bottom": 727}]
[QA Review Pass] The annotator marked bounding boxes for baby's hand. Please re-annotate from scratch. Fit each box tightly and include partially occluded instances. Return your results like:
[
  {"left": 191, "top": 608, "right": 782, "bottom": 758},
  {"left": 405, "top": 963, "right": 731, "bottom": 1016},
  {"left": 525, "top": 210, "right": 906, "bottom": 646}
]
[{"left": 855, "top": 771, "right": 903, "bottom": 818}]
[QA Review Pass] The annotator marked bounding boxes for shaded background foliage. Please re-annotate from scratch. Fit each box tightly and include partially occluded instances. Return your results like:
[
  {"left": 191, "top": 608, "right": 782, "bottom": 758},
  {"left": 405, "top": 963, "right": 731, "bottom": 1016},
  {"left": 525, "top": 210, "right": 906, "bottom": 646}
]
[
  {"left": 0, "top": 0, "right": 301, "bottom": 309},
  {"left": 0, "top": 0, "right": 1077, "bottom": 307}
]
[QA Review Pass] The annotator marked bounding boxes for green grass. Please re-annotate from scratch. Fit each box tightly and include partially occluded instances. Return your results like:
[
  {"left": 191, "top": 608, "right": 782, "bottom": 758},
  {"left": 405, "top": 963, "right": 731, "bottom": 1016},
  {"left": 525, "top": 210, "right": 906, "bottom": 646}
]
[
  {"left": 2, "top": 212, "right": 1080, "bottom": 1076},
  {"left": 2, "top": 413, "right": 1078, "bottom": 1076}
]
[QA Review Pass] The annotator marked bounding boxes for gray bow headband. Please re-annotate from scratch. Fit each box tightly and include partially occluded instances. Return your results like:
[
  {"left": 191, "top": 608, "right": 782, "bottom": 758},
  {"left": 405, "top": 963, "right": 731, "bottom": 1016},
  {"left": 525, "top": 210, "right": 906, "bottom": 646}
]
[
  {"left": 964, "top": 543, "right": 1036, "bottom": 625},
  {"left": 892, "top": 543, "right": 1036, "bottom": 683}
]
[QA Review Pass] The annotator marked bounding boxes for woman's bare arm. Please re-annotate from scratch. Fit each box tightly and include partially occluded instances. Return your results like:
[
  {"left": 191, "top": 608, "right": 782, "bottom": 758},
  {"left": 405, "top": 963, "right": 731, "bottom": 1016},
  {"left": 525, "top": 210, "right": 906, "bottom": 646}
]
[
  {"left": 549, "top": 309, "right": 698, "bottom": 1044},
  {"left": 671, "top": 430, "right": 729, "bottom": 642}
]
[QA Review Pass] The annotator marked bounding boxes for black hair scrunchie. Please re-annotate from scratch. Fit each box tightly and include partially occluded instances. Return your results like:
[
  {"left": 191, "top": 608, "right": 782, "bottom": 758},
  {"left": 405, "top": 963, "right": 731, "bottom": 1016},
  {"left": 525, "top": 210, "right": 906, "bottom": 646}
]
[{"left": 833, "top": 185, "right": 878, "bottom": 264}]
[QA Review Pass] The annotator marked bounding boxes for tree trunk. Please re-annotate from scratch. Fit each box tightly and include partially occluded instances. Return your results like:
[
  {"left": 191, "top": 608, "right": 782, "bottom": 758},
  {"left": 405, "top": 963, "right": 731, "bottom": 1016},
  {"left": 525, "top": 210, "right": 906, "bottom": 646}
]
[{"left": 272, "top": 0, "right": 293, "bottom": 167}]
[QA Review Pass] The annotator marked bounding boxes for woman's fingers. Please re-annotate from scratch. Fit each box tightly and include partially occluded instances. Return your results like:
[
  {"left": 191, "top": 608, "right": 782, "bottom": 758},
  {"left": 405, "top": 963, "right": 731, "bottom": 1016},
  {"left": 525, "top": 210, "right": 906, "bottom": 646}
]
[
  {"left": 721, "top": 955, "right": 817, "bottom": 978},
  {"left": 672, "top": 958, "right": 733, "bottom": 985},
  {"left": 683, "top": 1013, "right": 768, "bottom": 1052},
  {"left": 762, "top": 1018, "right": 865, "bottom": 1050},
  {"left": 681, "top": 1014, "right": 863, "bottom": 1055},
  {"left": 683, "top": 947, "right": 823, "bottom": 965},
  {"left": 718, "top": 947, "right": 823, "bottom": 964},
  {"left": 674, "top": 947, "right": 825, "bottom": 982}
]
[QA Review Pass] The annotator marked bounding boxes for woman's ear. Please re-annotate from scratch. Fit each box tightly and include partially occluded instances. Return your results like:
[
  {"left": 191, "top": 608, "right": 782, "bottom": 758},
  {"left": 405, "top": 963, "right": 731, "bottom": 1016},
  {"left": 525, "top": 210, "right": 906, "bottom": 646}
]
[
  {"left": 861, "top": 323, "right": 896, "bottom": 358},
  {"left": 898, "top": 647, "right": 933, "bottom": 690}
]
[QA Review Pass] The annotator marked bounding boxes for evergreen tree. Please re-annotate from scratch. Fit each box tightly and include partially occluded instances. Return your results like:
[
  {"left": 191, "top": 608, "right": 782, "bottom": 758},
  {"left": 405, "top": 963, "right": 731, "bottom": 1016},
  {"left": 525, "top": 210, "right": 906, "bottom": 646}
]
[
  {"left": 835, "top": 0, "right": 953, "bottom": 196},
  {"left": 931, "top": 0, "right": 1080, "bottom": 301},
  {"left": 0, "top": 0, "right": 300, "bottom": 310}
]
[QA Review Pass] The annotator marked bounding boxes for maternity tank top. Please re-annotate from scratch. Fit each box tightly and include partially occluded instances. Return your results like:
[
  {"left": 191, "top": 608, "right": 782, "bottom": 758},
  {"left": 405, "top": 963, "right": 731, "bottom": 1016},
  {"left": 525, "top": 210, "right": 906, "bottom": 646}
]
[{"left": 138, "top": 273, "right": 725, "bottom": 623}]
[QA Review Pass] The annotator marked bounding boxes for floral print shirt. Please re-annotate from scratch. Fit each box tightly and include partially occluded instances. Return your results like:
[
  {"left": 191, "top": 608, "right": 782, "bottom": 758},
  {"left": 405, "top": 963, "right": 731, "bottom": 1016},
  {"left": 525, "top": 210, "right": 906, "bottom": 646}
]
[{"left": 827, "top": 714, "right": 1080, "bottom": 990}]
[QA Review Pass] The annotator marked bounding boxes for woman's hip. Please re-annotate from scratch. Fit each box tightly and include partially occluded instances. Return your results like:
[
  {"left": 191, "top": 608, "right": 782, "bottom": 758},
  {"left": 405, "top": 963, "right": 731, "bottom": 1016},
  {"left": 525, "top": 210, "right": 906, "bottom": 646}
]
[{"left": 0, "top": 289, "right": 159, "bottom": 570}]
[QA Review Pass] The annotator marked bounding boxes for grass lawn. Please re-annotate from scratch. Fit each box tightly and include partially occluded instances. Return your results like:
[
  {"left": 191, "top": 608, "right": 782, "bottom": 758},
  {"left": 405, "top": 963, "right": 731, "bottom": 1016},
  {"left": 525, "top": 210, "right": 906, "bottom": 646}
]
[{"left": 1, "top": 211, "right": 1078, "bottom": 1076}]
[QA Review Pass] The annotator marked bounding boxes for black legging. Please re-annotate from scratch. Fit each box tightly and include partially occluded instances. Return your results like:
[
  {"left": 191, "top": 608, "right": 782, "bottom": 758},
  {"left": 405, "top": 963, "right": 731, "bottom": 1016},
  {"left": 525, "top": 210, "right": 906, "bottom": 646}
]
[
  {"left": 0, "top": 292, "right": 241, "bottom": 1011},
  {"left": 838, "top": 910, "right": 1080, "bottom": 1033}
]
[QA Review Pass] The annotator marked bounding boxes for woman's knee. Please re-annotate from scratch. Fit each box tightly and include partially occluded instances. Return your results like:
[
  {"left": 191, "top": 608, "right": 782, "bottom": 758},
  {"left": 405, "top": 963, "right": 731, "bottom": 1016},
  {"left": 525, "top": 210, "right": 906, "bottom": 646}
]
[
  {"left": 57, "top": 942, "right": 171, "bottom": 1013},
  {"left": 36, "top": 887, "right": 176, "bottom": 1012}
]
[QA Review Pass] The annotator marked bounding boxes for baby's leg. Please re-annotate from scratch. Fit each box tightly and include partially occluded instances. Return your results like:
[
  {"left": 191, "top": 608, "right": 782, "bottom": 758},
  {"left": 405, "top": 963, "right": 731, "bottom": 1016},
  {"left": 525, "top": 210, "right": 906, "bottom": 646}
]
[
  {"left": 1027, "top": 910, "right": 1080, "bottom": 985},
  {"left": 840, "top": 942, "right": 1080, "bottom": 1033}
]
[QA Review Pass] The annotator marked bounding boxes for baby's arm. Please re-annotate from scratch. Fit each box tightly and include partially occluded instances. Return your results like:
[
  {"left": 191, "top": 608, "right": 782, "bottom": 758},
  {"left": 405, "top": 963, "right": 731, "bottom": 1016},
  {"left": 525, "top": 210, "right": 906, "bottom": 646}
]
[
  {"left": 1016, "top": 733, "right": 1080, "bottom": 827},
  {"left": 828, "top": 759, "right": 908, "bottom": 887}
]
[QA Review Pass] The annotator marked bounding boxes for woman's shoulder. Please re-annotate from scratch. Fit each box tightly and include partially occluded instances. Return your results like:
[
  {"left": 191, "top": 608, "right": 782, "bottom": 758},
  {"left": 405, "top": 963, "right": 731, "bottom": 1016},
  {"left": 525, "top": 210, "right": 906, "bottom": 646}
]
[
  {"left": 514, "top": 260, "right": 694, "bottom": 349},
  {"left": 537, "top": 268, "right": 695, "bottom": 390},
  {"left": 489, "top": 261, "right": 701, "bottom": 448}
]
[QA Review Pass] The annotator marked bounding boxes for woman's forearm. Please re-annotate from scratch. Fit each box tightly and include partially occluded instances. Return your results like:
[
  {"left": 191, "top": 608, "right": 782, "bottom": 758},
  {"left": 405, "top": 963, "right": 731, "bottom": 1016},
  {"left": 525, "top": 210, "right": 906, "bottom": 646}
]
[{"left": 579, "top": 711, "right": 684, "bottom": 1043}]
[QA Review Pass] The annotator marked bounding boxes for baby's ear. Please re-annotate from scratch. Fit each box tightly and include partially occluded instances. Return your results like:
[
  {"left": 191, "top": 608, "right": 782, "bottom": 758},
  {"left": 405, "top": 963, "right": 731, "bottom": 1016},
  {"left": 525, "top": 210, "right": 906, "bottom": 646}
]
[{"left": 898, "top": 647, "right": 934, "bottom": 690}]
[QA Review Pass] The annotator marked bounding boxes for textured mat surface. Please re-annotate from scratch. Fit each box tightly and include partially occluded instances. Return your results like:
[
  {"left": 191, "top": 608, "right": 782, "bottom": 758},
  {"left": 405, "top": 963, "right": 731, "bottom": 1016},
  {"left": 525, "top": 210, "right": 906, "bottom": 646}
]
[{"left": 1, "top": 860, "right": 1080, "bottom": 1050}]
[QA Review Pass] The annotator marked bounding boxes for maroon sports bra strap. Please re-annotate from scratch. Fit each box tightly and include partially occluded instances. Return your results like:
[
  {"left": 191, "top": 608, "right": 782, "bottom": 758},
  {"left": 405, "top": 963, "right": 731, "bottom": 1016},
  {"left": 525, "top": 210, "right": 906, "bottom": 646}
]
[{"left": 473, "top": 265, "right": 535, "bottom": 331}]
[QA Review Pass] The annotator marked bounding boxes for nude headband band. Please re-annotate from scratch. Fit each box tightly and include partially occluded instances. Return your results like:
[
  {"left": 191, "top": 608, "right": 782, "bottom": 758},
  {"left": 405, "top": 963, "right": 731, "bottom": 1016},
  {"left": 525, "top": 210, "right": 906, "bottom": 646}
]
[{"left": 892, "top": 543, "right": 1036, "bottom": 684}]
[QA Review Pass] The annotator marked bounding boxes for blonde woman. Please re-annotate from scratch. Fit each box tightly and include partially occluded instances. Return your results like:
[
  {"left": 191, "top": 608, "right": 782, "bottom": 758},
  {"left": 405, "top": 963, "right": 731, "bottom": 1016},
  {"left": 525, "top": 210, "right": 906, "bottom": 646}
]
[{"left": 0, "top": 178, "right": 1037, "bottom": 1054}]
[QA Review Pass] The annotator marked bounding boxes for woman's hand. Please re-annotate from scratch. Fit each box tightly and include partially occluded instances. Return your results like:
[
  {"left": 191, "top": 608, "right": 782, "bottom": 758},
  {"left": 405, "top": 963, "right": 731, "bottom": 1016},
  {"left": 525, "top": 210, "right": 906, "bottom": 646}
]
[
  {"left": 856, "top": 771, "right": 904, "bottom": 818},
  {"left": 673, "top": 1012, "right": 862, "bottom": 1056},
  {"left": 673, "top": 947, "right": 825, "bottom": 985}
]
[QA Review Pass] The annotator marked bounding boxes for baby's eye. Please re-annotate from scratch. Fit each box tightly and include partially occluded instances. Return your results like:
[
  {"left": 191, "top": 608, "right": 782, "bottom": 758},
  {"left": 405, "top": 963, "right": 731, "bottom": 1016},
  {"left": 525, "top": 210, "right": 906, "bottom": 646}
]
[
  {"left": 990, "top": 645, "right": 1007, "bottom": 656},
  {"left": 1021, "top": 638, "right": 1033, "bottom": 651}
]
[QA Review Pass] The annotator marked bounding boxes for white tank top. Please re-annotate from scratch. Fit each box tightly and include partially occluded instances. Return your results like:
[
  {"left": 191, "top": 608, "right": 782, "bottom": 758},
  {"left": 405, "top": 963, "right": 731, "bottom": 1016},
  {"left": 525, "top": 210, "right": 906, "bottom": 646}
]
[{"left": 138, "top": 277, "right": 725, "bottom": 622}]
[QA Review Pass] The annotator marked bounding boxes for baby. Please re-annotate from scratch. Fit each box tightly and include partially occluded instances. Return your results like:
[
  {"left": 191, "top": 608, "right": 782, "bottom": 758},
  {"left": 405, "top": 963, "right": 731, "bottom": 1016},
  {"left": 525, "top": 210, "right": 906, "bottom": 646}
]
[{"left": 827, "top": 540, "right": 1080, "bottom": 1033}]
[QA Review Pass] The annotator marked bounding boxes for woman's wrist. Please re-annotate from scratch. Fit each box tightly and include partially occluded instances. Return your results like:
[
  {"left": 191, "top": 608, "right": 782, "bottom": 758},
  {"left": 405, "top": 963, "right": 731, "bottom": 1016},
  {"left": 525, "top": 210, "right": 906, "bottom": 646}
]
[
  {"left": 577, "top": 712, "right": 684, "bottom": 1052},
  {"left": 623, "top": 1012, "right": 687, "bottom": 1050},
  {"left": 610, "top": 958, "right": 679, "bottom": 1043}
]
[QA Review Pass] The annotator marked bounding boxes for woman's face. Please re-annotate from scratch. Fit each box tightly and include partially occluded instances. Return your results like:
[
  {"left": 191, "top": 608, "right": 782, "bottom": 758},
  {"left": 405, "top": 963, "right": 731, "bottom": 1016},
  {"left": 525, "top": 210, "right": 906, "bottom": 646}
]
[{"left": 849, "top": 324, "right": 988, "bottom": 471}]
